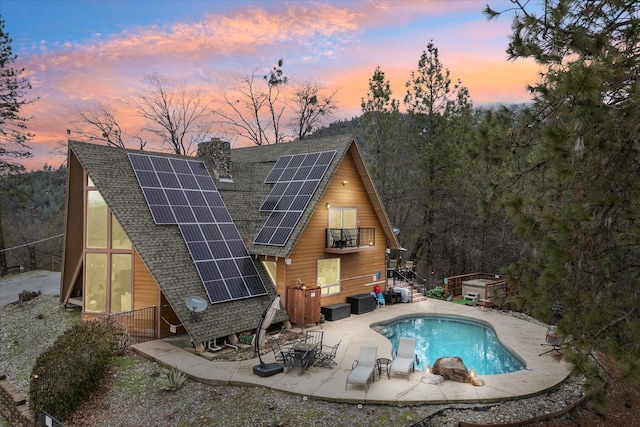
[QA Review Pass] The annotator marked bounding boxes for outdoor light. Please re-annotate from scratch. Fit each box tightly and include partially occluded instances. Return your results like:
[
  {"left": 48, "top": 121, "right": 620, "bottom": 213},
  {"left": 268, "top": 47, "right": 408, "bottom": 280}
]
[
  {"left": 342, "top": 180, "right": 348, "bottom": 185},
  {"left": 425, "top": 365, "right": 431, "bottom": 374},
  {"left": 326, "top": 203, "right": 330, "bottom": 209},
  {"left": 470, "top": 368, "right": 476, "bottom": 378}
]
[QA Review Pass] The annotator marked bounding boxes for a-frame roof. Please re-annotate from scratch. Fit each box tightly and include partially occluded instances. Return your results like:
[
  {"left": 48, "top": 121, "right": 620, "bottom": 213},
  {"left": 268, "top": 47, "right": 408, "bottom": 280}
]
[
  {"left": 68, "top": 141, "right": 282, "bottom": 344},
  {"left": 67, "top": 135, "right": 399, "bottom": 344},
  {"left": 217, "top": 135, "right": 400, "bottom": 257}
]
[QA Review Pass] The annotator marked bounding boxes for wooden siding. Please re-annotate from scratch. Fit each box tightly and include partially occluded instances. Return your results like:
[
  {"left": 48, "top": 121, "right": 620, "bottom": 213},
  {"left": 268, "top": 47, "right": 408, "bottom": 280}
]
[
  {"left": 133, "top": 251, "right": 160, "bottom": 310},
  {"left": 284, "top": 151, "right": 387, "bottom": 308},
  {"left": 60, "top": 152, "right": 86, "bottom": 302}
]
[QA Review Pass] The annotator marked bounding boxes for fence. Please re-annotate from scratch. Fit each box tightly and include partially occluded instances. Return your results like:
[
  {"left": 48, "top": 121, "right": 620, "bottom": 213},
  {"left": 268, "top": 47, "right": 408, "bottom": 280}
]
[{"left": 109, "top": 306, "right": 157, "bottom": 344}]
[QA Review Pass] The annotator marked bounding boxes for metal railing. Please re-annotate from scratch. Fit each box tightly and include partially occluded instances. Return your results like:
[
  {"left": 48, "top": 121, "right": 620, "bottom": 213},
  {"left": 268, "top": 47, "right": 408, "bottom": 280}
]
[
  {"left": 326, "top": 227, "right": 375, "bottom": 249},
  {"left": 109, "top": 306, "right": 157, "bottom": 344}
]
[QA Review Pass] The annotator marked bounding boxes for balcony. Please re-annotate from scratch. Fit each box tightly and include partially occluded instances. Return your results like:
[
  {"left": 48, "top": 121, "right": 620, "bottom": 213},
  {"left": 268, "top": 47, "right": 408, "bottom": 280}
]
[{"left": 325, "top": 228, "right": 376, "bottom": 254}]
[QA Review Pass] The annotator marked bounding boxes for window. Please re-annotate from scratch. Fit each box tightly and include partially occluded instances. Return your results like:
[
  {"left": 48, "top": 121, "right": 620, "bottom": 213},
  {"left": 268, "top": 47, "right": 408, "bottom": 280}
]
[
  {"left": 84, "top": 173, "right": 134, "bottom": 314},
  {"left": 328, "top": 207, "right": 357, "bottom": 230},
  {"left": 86, "top": 190, "right": 108, "bottom": 248},
  {"left": 85, "top": 253, "right": 107, "bottom": 313},
  {"left": 318, "top": 258, "right": 340, "bottom": 296}
]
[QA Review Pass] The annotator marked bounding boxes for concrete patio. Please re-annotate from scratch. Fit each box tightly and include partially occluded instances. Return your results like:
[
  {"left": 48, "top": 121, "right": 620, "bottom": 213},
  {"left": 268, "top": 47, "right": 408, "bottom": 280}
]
[{"left": 133, "top": 298, "right": 571, "bottom": 405}]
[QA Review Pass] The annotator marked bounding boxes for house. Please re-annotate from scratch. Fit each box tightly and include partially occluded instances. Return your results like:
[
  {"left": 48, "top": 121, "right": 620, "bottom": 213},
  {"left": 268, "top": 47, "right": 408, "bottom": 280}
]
[{"left": 60, "top": 134, "right": 400, "bottom": 348}]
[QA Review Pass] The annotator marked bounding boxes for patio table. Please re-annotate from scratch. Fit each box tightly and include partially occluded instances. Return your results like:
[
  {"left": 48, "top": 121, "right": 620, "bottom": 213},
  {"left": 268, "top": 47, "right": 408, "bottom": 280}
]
[{"left": 291, "top": 342, "right": 317, "bottom": 375}]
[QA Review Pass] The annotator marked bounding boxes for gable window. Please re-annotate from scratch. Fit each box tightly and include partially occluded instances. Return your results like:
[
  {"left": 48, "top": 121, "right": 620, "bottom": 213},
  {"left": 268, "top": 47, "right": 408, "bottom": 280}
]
[
  {"left": 84, "top": 174, "right": 133, "bottom": 314},
  {"left": 317, "top": 258, "right": 340, "bottom": 296}
]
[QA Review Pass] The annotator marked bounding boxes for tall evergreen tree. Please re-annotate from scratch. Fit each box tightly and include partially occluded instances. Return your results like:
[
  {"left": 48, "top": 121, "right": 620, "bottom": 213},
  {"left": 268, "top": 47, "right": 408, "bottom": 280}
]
[
  {"left": 0, "top": 17, "right": 37, "bottom": 275},
  {"left": 403, "top": 41, "right": 472, "bottom": 278},
  {"left": 485, "top": 0, "right": 640, "bottom": 406},
  {"left": 0, "top": 17, "right": 35, "bottom": 174},
  {"left": 357, "top": 67, "right": 414, "bottom": 235}
]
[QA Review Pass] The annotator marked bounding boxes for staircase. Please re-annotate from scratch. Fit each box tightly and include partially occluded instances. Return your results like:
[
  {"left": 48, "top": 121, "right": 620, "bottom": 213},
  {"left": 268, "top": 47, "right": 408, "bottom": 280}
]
[{"left": 391, "top": 280, "right": 427, "bottom": 303}]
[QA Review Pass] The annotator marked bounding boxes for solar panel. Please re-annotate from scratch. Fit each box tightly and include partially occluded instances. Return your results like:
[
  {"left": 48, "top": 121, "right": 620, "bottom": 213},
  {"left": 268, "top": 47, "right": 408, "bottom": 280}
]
[
  {"left": 128, "top": 153, "right": 268, "bottom": 304},
  {"left": 254, "top": 150, "right": 336, "bottom": 246}
]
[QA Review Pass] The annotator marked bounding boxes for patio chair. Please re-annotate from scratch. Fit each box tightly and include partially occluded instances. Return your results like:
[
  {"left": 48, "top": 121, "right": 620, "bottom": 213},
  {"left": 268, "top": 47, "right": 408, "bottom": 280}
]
[
  {"left": 346, "top": 345, "right": 377, "bottom": 392},
  {"left": 389, "top": 337, "right": 416, "bottom": 380},
  {"left": 269, "top": 340, "right": 295, "bottom": 369},
  {"left": 304, "top": 330, "right": 324, "bottom": 359},
  {"left": 330, "top": 229, "right": 345, "bottom": 248},
  {"left": 316, "top": 340, "right": 341, "bottom": 368},
  {"left": 342, "top": 229, "right": 354, "bottom": 247}
]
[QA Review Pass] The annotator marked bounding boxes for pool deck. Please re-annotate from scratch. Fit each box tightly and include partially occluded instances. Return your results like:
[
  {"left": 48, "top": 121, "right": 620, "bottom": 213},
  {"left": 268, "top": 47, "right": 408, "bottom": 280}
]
[{"left": 133, "top": 298, "right": 571, "bottom": 405}]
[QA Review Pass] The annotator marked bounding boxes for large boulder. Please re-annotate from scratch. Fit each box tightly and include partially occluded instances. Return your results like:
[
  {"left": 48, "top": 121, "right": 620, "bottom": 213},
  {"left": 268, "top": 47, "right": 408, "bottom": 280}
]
[{"left": 432, "top": 356, "right": 471, "bottom": 383}]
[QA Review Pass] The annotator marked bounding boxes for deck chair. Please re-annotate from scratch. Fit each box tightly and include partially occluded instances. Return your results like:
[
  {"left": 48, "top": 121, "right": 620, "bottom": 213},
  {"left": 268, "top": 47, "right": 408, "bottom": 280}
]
[
  {"left": 316, "top": 340, "right": 341, "bottom": 368},
  {"left": 346, "top": 345, "right": 377, "bottom": 392},
  {"left": 342, "top": 229, "right": 354, "bottom": 247},
  {"left": 390, "top": 337, "right": 416, "bottom": 380},
  {"left": 330, "top": 229, "right": 344, "bottom": 248}
]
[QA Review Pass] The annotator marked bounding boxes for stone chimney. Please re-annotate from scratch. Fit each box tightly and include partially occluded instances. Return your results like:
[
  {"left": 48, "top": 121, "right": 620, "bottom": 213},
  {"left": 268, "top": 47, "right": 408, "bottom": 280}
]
[{"left": 197, "top": 138, "right": 232, "bottom": 181}]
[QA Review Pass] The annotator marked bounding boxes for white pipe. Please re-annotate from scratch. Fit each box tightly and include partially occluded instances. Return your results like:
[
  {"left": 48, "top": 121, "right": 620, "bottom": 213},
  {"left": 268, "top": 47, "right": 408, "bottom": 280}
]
[
  {"left": 225, "top": 341, "right": 238, "bottom": 351},
  {"left": 207, "top": 338, "right": 222, "bottom": 352}
]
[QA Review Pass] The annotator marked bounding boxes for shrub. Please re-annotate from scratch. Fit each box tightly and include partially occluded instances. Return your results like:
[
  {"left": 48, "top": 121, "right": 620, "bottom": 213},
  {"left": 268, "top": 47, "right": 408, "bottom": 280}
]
[
  {"left": 426, "top": 286, "right": 446, "bottom": 300},
  {"left": 238, "top": 331, "right": 254, "bottom": 345},
  {"left": 29, "top": 318, "right": 124, "bottom": 421},
  {"left": 159, "top": 365, "right": 188, "bottom": 391}
]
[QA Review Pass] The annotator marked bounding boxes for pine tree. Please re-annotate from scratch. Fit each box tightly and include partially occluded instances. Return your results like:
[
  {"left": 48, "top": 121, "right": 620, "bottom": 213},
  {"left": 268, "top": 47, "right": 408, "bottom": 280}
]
[
  {"left": 485, "top": 0, "right": 640, "bottom": 406},
  {"left": 403, "top": 41, "right": 472, "bottom": 277},
  {"left": 0, "top": 17, "right": 35, "bottom": 174}
]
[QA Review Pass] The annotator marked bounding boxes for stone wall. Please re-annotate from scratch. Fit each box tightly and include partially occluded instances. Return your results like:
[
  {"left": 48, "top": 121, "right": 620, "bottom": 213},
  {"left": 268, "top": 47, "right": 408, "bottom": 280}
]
[{"left": 0, "top": 369, "right": 34, "bottom": 427}]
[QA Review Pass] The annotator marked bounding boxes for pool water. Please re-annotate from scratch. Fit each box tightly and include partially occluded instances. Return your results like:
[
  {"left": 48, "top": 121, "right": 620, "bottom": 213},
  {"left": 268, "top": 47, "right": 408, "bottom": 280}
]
[{"left": 375, "top": 315, "right": 525, "bottom": 375}]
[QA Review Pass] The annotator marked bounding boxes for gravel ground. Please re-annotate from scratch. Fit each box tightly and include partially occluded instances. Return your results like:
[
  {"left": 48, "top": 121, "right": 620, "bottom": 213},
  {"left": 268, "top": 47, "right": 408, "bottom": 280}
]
[{"left": 1, "top": 294, "right": 589, "bottom": 427}]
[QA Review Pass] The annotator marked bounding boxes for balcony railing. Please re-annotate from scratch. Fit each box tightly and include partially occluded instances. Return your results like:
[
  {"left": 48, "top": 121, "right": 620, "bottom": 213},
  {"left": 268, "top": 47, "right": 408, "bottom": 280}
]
[{"left": 326, "top": 228, "right": 375, "bottom": 251}]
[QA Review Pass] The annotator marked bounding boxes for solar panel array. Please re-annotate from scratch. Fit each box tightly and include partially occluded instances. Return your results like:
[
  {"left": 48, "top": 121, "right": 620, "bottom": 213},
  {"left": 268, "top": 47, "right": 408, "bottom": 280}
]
[
  {"left": 128, "top": 153, "right": 268, "bottom": 304},
  {"left": 254, "top": 150, "right": 336, "bottom": 246}
]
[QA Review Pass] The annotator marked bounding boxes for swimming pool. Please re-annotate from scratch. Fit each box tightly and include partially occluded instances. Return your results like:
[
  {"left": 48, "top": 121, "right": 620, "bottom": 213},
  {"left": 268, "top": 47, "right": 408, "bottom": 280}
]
[{"left": 374, "top": 314, "right": 526, "bottom": 375}]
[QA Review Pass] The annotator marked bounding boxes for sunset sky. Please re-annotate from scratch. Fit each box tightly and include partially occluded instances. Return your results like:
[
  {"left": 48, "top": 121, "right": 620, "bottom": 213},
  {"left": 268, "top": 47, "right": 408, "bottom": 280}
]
[{"left": 1, "top": 0, "right": 541, "bottom": 171}]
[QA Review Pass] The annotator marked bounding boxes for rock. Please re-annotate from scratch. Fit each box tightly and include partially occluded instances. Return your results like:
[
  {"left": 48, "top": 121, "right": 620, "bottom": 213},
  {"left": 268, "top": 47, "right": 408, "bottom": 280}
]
[{"left": 432, "top": 356, "right": 471, "bottom": 383}]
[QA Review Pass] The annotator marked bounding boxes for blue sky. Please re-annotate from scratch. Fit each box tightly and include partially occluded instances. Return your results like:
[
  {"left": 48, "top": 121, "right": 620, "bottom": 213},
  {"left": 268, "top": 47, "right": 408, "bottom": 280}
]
[{"left": 1, "top": 0, "right": 541, "bottom": 170}]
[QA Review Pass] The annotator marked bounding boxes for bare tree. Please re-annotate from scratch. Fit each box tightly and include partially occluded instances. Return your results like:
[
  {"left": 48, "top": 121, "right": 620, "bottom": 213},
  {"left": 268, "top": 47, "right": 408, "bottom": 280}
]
[
  {"left": 133, "top": 73, "right": 213, "bottom": 155},
  {"left": 73, "top": 102, "right": 126, "bottom": 148},
  {"left": 290, "top": 81, "right": 338, "bottom": 140},
  {"left": 214, "top": 59, "right": 288, "bottom": 145}
]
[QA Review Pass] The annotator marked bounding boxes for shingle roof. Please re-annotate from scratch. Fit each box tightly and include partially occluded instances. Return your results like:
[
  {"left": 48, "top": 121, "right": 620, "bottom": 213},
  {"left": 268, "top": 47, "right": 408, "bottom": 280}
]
[
  {"left": 68, "top": 141, "right": 283, "bottom": 344},
  {"left": 68, "top": 134, "right": 397, "bottom": 344},
  {"left": 216, "top": 134, "right": 354, "bottom": 258}
]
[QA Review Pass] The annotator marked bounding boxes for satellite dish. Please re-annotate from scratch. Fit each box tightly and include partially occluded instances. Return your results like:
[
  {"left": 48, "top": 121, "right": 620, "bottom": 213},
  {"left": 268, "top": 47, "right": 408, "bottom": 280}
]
[
  {"left": 392, "top": 227, "right": 400, "bottom": 235},
  {"left": 185, "top": 296, "right": 207, "bottom": 314}
]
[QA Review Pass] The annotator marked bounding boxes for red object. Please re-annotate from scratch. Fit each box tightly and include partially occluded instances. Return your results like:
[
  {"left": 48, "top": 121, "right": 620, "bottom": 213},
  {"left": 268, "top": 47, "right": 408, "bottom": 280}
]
[{"left": 373, "top": 285, "right": 381, "bottom": 295}]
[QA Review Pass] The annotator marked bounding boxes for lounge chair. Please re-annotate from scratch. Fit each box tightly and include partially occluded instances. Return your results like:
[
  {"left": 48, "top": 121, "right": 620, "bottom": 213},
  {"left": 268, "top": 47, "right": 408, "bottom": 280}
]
[
  {"left": 316, "top": 340, "right": 341, "bottom": 368},
  {"left": 346, "top": 345, "right": 377, "bottom": 392},
  {"left": 389, "top": 337, "right": 416, "bottom": 380}
]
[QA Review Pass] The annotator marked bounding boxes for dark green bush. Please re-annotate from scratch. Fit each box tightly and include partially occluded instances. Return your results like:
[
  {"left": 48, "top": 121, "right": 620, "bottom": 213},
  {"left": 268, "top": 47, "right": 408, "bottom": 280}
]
[
  {"left": 426, "top": 286, "right": 446, "bottom": 300},
  {"left": 29, "top": 318, "right": 125, "bottom": 421}
]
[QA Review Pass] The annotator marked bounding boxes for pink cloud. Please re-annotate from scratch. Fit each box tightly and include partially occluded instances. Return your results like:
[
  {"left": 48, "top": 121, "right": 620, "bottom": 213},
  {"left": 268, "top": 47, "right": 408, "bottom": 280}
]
[{"left": 13, "top": 1, "right": 538, "bottom": 172}]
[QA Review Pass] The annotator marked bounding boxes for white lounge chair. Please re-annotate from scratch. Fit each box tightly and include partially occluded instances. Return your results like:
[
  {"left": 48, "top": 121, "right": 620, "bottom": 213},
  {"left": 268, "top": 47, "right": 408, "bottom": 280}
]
[
  {"left": 346, "top": 345, "right": 377, "bottom": 392},
  {"left": 390, "top": 337, "right": 416, "bottom": 380}
]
